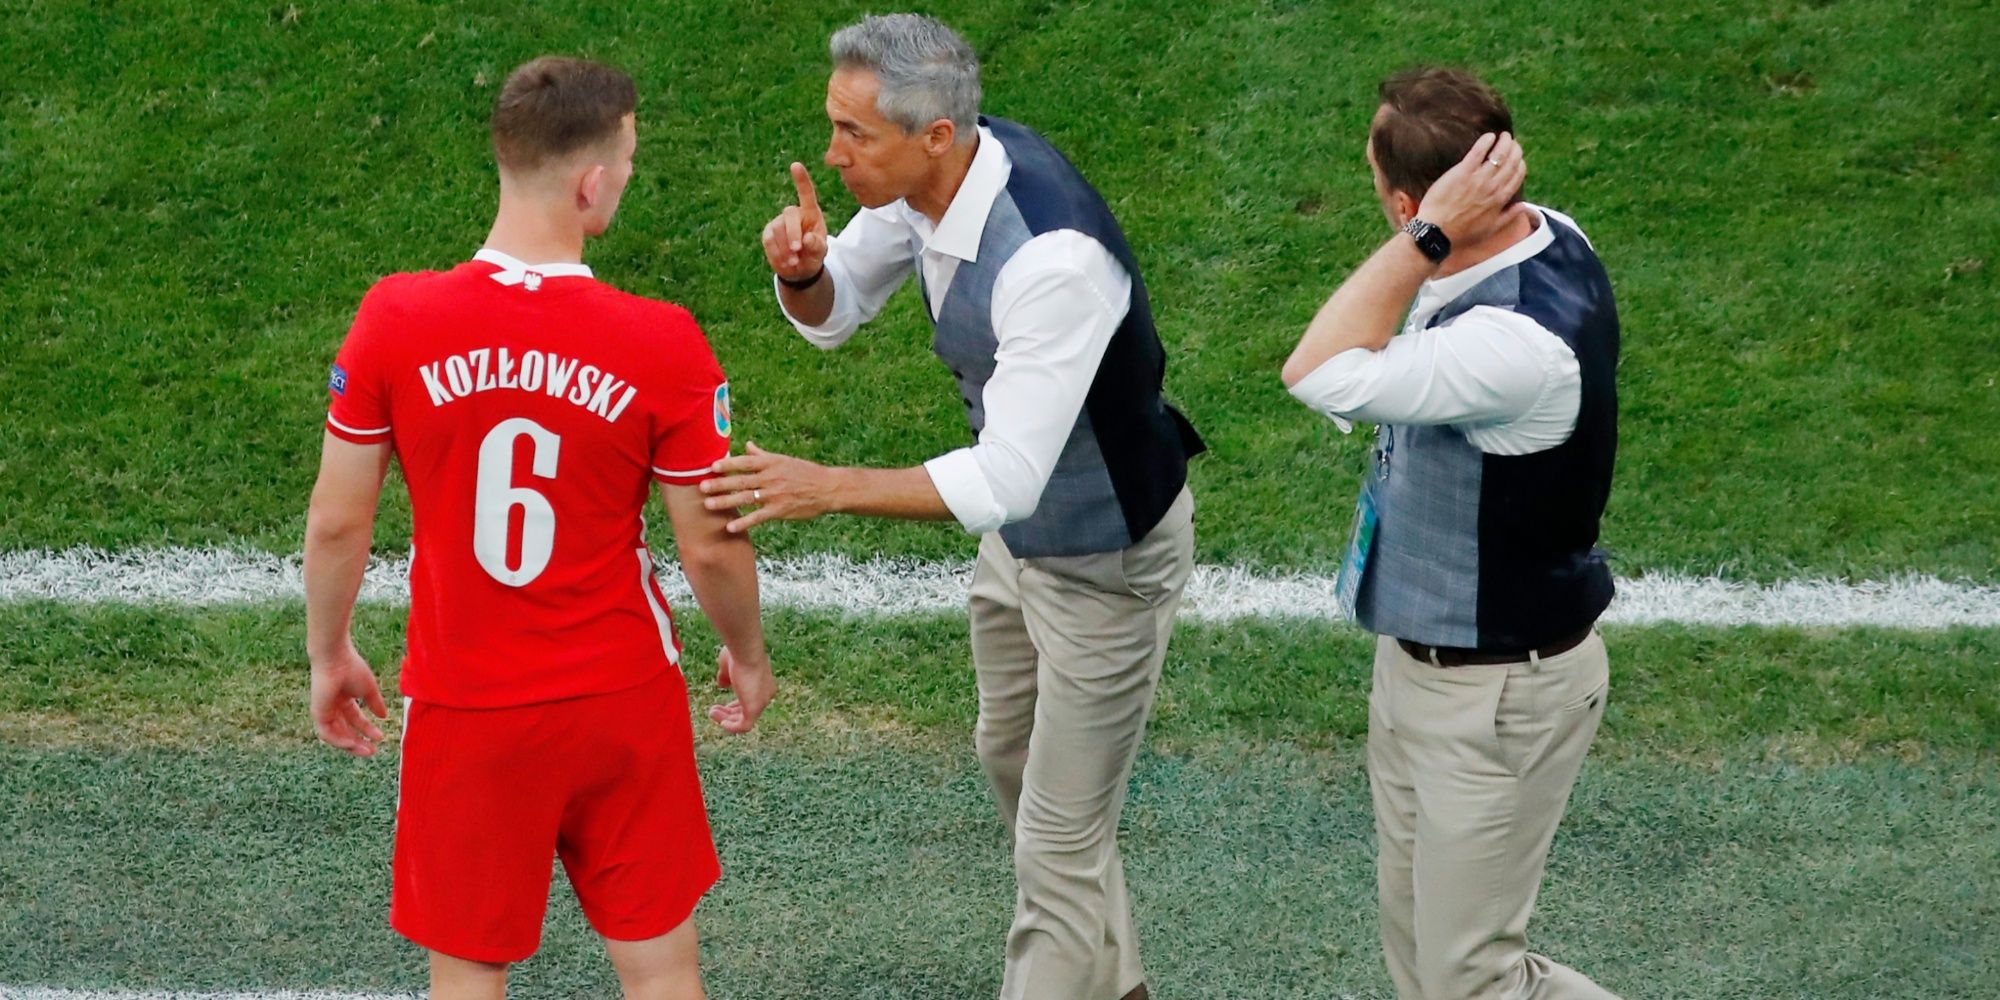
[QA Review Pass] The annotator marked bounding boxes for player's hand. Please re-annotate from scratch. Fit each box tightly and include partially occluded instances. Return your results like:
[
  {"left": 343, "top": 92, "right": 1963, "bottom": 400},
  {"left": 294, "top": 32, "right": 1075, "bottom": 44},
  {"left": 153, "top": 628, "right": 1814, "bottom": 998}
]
[
  {"left": 708, "top": 645, "right": 776, "bottom": 734},
  {"left": 761, "top": 162, "right": 829, "bottom": 284},
  {"left": 309, "top": 640, "right": 389, "bottom": 757},
  {"left": 1414, "top": 132, "right": 1529, "bottom": 252},
  {"left": 700, "top": 442, "right": 842, "bottom": 533}
]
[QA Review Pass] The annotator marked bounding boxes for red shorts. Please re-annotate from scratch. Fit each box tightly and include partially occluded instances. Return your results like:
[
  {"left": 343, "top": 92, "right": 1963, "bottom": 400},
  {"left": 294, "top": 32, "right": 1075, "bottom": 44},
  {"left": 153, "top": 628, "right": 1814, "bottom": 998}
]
[{"left": 390, "top": 667, "right": 719, "bottom": 963}]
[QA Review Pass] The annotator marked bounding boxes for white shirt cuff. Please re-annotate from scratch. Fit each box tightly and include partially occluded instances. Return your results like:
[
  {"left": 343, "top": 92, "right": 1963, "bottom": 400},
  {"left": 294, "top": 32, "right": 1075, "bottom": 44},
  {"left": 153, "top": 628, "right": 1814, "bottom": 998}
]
[
  {"left": 1286, "top": 349, "right": 1370, "bottom": 433},
  {"left": 923, "top": 448, "right": 1008, "bottom": 535},
  {"left": 773, "top": 272, "right": 854, "bottom": 346}
]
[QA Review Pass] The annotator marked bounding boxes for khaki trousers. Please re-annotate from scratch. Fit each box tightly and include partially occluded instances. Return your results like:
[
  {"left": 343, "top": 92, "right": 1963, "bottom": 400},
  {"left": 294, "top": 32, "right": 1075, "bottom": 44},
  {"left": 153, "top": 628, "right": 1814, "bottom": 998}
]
[
  {"left": 969, "top": 489, "right": 1194, "bottom": 1000},
  {"left": 1368, "top": 631, "right": 1620, "bottom": 1000}
]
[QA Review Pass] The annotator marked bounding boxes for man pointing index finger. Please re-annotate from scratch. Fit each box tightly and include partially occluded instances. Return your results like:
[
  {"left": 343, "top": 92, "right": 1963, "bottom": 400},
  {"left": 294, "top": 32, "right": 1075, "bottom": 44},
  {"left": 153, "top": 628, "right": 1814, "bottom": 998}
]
[{"left": 745, "top": 14, "right": 1202, "bottom": 1000}]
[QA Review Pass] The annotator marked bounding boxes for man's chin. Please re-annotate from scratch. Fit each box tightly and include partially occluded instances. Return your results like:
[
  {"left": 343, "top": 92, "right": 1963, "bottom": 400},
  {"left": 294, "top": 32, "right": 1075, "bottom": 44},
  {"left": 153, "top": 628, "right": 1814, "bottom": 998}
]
[{"left": 847, "top": 187, "right": 895, "bottom": 210}]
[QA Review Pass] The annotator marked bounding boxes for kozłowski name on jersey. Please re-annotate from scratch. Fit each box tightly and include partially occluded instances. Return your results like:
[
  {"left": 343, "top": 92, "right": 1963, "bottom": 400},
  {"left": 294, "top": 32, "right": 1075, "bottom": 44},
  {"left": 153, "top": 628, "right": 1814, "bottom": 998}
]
[{"left": 419, "top": 347, "right": 638, "bottom": 423}]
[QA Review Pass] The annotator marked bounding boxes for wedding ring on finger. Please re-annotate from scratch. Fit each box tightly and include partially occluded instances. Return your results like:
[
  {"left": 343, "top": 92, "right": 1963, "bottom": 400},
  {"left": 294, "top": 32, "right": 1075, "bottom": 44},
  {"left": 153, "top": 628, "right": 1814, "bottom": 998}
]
[{"left": 753, "top": 489, "right": 763, "bottom": 502}]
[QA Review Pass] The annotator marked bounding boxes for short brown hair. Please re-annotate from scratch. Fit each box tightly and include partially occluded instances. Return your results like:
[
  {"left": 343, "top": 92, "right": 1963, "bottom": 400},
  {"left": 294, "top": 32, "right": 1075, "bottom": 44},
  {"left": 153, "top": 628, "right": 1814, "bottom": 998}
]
[
  {"left": 490, "top": 56, "right": 637, "bottom": 174},
  {"left": 1370, "top": 67, "right": 1513, "bottom": 201}
]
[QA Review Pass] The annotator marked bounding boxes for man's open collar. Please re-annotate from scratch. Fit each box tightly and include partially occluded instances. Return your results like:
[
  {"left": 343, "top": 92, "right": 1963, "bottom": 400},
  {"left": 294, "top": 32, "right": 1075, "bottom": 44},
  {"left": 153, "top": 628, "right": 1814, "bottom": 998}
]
[
  {"left": 925, "top": 124, "right": 1009, "bottom": 264},
  {"left": 1424, "top": 205, "right": 1554, "bottom": 304}
]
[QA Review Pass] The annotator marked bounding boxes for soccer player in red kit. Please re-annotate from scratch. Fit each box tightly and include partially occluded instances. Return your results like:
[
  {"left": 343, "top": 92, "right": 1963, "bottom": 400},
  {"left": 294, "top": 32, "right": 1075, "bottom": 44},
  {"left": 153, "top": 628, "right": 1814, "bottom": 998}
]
[{"left": 302, "top": 57, "right": 771, "bottom": 1000}]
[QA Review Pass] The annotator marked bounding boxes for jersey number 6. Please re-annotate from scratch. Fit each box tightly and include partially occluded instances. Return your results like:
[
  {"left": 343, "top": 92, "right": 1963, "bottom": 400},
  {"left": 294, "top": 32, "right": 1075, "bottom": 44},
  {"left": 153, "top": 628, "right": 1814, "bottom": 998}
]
[{"left": 473, "top": 417, "right": 561, "bottom": 587}]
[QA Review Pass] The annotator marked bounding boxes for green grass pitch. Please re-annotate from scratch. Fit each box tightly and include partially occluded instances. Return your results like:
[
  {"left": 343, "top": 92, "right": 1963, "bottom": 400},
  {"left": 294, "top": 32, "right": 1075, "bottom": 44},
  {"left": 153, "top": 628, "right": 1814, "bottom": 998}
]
[
  {"left": 3, "top": 0, "right": 1995, "bottom": 579},
  {"left": 2, "top": 0, "right": 1997, "bottom": 996}
]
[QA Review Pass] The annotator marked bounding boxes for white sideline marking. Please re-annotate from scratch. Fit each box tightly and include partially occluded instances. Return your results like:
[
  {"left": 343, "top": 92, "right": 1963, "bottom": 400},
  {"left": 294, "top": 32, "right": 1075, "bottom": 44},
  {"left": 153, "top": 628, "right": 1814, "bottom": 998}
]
[
  {"left": 2, "top": 547, "right": 1997, "bottom": 629},
  {"left": 0, "top": 992, "right": 417, "bottom": 1000}
]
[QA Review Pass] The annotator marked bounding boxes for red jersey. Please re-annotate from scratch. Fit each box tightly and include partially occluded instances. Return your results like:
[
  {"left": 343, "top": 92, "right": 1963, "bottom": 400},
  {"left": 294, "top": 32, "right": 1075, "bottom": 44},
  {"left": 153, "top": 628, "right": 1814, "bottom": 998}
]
[{"left": 326, "top": 249, "right": 732, "bottom": 708}]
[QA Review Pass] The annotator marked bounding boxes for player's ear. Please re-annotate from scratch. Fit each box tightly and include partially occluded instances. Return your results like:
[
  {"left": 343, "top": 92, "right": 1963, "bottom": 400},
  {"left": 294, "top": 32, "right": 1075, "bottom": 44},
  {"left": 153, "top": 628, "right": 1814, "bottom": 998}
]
[{"left": 578, "top": 162, "right": 607, "bottom": 211}]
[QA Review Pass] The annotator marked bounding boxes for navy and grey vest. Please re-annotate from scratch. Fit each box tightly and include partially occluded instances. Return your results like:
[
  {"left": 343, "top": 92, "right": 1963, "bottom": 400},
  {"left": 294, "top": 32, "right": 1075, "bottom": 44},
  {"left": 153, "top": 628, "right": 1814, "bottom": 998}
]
[
  {"left": 923, "top": 116, "right": 1204, "bottom": 558},
  {"left": 1357, "top": 214, "right": 1619, "bottom": 651}
]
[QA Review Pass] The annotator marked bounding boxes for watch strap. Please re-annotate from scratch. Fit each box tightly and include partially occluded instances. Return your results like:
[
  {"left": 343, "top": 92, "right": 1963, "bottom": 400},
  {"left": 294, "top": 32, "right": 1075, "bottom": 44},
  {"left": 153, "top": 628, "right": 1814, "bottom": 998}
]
[
  {"left": 1402, "top": 218, "right": 1451, "bottom": 264},
  {"left": 778, "top": 266, "right": 826, "bottom": 291}
]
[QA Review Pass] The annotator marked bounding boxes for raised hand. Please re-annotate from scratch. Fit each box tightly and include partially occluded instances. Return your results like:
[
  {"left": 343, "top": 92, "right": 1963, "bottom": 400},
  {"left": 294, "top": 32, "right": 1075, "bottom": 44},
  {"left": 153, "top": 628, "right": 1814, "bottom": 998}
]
[
  {"left": 1415, "top": 132, "right": 1529, "bottom": 249},
  {"left": 761, "top": 162, "right": 829, "bottom": 283}
]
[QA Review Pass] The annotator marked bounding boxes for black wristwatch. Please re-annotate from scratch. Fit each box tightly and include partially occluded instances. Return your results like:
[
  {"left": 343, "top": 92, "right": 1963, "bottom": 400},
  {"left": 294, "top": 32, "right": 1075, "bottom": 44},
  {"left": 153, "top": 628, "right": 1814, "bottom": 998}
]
[
  {"left": 1402, "top": 218, "right": 1451, "bottom": 265},
  {"left": 778, "top": 266, "right": 825, "bottom": 291}
]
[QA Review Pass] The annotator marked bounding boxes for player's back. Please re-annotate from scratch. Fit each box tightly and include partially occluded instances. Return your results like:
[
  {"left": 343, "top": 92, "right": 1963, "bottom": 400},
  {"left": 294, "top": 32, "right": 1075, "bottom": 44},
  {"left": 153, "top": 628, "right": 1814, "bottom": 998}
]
[{"left": 327, "top": 250, "right": 732, "bottom": 708}]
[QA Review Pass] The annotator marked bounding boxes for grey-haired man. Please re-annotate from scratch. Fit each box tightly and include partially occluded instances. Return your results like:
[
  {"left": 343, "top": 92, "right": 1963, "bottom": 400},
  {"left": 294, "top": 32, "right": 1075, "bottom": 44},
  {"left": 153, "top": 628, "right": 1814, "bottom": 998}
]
[{"left": 704, "top": 13, "right": 1202, "bottom": 1000}]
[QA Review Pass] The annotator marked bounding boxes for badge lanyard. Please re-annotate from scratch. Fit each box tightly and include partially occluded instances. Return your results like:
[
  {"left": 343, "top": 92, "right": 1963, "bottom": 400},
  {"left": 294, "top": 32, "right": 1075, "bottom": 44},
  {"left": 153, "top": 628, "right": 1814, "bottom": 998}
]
[{"left": 1334, "top": 428, "right": 1392, "bottom": 621}]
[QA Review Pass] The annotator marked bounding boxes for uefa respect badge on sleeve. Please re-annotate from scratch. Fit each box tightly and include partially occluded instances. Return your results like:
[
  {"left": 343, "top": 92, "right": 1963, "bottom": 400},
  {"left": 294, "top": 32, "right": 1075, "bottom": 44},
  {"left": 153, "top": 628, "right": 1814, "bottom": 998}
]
[{"left": 1333, "top": 476, "right": 1378, "bottom": 622}]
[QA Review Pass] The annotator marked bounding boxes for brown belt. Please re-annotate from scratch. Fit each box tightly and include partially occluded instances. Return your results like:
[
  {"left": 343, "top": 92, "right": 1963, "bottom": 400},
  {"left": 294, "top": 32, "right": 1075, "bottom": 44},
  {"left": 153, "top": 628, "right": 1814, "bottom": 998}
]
[{"left": 1397, "top": 626, "right": 1594, "bottom": 668}]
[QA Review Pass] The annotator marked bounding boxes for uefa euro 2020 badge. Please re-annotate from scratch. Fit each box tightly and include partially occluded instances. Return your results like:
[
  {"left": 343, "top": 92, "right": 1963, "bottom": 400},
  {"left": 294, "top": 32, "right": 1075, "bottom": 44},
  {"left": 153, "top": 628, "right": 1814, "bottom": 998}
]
[{"left": 713, "top": 382, "right": 732, "bottom": 437}]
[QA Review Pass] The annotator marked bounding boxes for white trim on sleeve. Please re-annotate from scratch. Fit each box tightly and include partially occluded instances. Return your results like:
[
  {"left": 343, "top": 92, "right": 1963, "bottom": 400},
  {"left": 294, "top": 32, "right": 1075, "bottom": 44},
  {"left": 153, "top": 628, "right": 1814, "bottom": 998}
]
[
  {"left": 326, "top": 414, "right": 391, "bottom": 437},
  {"left": 652, "top": 456, "right": 725, "bottom": 480}
]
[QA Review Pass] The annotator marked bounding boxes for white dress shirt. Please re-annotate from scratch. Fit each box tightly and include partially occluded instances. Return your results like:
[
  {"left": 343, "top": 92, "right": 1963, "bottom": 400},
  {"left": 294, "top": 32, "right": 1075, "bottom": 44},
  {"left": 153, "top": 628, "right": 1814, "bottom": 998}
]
[
  {"left": 1288, "top": 206, "right": 1590, "bottom": 456},
  {"left": 778, "top": 126, "right": 1133, "bottom": 534}
]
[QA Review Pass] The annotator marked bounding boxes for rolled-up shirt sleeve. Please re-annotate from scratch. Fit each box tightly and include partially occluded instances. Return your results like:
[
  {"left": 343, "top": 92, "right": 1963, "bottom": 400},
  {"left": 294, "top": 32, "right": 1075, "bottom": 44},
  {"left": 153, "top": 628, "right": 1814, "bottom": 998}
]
[
  {"left": 776, "top": 204, "right": 920, "bottom": 349},
  {"left": 1287, "top": 304, "right": 1580, "bottom": 454},
  {"left": 923, "top": 231, "right": 1129, "bottom": 534}
]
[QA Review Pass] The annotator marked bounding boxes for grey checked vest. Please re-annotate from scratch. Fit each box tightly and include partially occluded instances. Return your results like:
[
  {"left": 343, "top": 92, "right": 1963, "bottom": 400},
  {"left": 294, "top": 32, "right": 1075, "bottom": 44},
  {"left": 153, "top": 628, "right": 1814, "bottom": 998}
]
[
  {"left": 922, "top": 117, "right": 1203, "bottom": 558},
  {"left": 1357, "top": 213, "right": 1619, "bottom": 650}
]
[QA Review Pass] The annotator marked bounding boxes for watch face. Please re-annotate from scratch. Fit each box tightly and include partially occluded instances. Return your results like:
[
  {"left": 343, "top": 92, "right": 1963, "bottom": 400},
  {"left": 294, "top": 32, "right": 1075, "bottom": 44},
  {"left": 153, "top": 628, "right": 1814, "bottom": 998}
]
[{"left": 1405, "top": 219, "right": 1449, "bottom": 263}]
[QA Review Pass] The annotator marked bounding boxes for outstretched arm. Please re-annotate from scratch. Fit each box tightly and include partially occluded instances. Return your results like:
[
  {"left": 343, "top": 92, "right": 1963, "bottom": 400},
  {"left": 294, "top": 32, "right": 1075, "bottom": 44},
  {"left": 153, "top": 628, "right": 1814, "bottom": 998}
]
[{"left": 697, "top": 444, "right": 951, "bottom": 534}]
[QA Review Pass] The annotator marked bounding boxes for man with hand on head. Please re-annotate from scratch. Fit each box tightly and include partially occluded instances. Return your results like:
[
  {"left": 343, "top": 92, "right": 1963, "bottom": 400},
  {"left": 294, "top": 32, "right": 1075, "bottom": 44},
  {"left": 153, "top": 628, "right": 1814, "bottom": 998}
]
[
  {"left": 710, "top": 13, "right": 1203, "bottom": 1000},
  {"left": 1281, "top": 67, "right": 1622, "bottom": 1000},
  {"left": 304, "top": 56, "right": 772, "bottom": 1000}
]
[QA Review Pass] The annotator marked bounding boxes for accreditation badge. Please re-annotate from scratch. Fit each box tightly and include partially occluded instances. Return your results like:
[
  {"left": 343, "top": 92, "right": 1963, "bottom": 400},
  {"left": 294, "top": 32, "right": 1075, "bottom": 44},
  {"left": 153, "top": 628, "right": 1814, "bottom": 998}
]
[{"left": 1333, "top": 451, "right": 1385, "bottom": 622}]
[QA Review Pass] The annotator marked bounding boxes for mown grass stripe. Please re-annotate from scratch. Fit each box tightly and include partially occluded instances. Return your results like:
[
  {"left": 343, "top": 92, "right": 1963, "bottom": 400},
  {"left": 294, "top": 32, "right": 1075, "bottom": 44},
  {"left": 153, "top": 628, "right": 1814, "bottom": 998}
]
[
  {"left": 4, "top": 744, "right": 1995, "bottom": 998},
  {"left": 4, "top": 547, "right": 1998, "bottom": 629}
]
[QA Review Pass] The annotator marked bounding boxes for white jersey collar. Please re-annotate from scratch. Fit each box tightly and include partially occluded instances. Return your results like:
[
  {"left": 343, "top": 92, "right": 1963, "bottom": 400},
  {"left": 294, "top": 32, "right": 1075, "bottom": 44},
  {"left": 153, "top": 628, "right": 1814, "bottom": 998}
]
[{"left": 474, "top": 247, "right": 594, "bottom": 290}]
